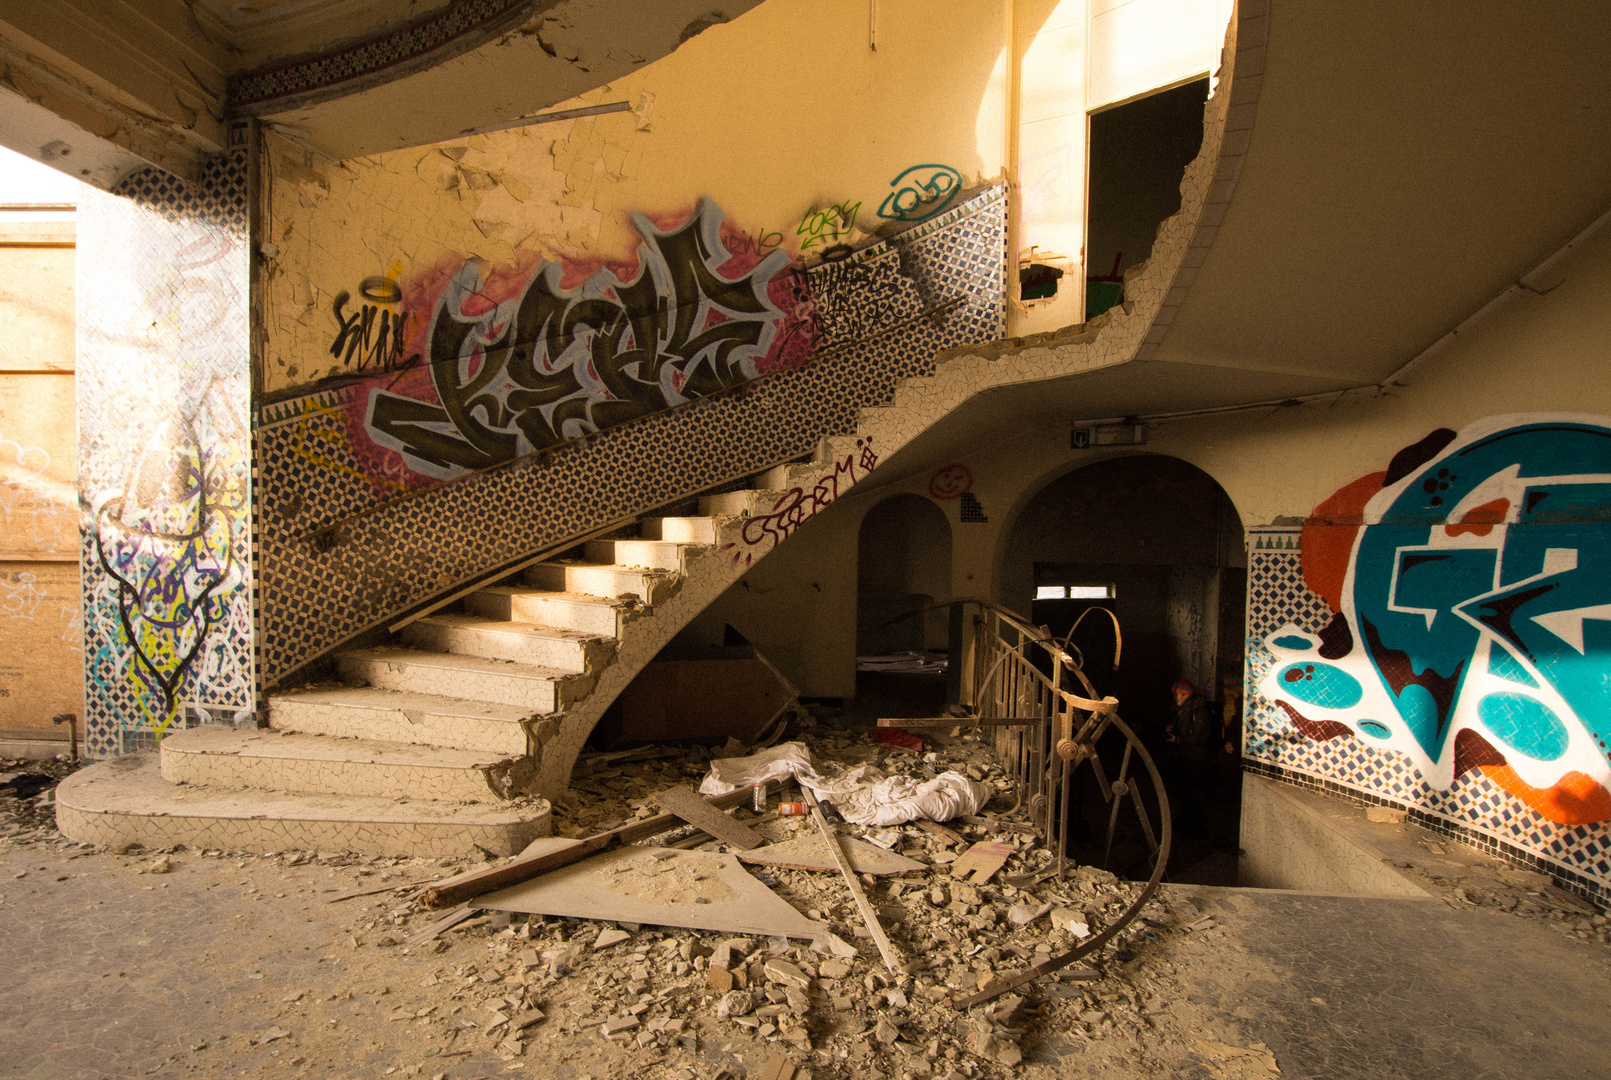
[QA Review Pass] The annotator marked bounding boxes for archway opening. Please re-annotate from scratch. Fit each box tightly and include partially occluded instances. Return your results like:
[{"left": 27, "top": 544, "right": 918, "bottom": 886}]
[
  {"left": 1002, "top": 455, "right": 1245, "bottom": 884},
  {"left": 855, "top": 494, "right": 953, "bottom": 721}
]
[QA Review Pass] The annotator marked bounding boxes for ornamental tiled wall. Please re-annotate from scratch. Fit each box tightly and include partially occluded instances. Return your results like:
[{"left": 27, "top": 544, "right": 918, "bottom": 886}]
[
  {"left": 77, "top": 153, "right": 255, "bottom": 756},
  {"left": 1244, "top": 526, "right": 1611, "bottom": 905}
]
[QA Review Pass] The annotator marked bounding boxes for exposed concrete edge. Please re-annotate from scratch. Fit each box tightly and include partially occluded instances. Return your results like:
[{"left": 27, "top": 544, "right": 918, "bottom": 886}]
[
  {"left": 1239, "top": 773, "right": 1435, "bottom": 899},
  {"left": 0, "top": 739, "right": 73, "bottom": 760}
]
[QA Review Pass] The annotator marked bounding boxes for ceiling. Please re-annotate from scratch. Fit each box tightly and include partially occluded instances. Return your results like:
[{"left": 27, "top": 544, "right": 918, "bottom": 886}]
[{"left": 873, "top": 0, "right": 1611, "bottom": 486}]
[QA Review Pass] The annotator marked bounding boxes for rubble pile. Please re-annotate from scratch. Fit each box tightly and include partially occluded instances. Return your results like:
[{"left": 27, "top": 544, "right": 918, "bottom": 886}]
[
  {"left": 0, "top": 755, "right": 83, "bottom": 849},
  {"left": 358, "top": 724, "right": 1204, "bottom": 1079}
]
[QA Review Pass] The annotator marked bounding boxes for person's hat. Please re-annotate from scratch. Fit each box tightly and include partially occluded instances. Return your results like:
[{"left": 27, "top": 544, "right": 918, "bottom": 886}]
[{"left": 1172, "top": 679, "right": 1194, "bottom": 694}]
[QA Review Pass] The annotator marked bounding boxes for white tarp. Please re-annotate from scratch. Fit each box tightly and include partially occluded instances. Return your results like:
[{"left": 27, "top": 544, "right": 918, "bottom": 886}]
[{"left": 698, "top": 741, "right": 992, "bottom": 827}]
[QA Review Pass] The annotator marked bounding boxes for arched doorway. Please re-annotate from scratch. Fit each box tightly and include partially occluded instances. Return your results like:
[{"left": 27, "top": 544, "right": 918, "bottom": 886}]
[
  {"left": 1001, "top": 455, "right": 1245, "bottom": 884},
  {"left": 855, "top": 494, "right": 953, "bottom": 719}
]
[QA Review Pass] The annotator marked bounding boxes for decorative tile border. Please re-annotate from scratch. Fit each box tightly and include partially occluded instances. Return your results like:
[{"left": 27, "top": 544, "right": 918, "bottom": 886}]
[{"left": 229, "top": 0, "right": 529, "bottom": 111}]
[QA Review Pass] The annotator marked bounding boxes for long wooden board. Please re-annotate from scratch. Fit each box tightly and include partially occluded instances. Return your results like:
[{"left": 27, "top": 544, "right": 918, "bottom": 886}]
[
  {"left": 653, "top": 784, "right": 765, "bottom": 850},
  {"left": 420, "top": 784, "right": 756, "bottom": 909}
]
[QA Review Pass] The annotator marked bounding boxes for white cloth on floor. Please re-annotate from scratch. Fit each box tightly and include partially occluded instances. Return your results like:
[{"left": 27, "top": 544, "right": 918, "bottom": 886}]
[{"left": 698, "top": 740, "right": 992, "bottom": 826}]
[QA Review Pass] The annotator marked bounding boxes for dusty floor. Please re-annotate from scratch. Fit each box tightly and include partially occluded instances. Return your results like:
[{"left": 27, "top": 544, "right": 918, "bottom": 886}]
[{"left": 3, "top": 742, "right": 1610, "bottom": 1080}]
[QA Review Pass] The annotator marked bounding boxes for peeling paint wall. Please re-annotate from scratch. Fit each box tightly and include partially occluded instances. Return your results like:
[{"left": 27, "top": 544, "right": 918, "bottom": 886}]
[{"left": 261, "top": 0, "right": 1011, "bottom": 397}]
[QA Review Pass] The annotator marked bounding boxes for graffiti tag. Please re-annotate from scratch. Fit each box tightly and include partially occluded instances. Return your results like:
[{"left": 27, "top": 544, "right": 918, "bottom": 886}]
[
  {"left": 1260, "top": 415, "right": 1611, "bottom": 825},
  {"left": 725, "top": 439, "right": 878, "bottom": 567},
  {"left": 366, "top": 199, "right": 794, "bottom": 479},
  {"left": 928, "top": 464, "right": 973, "bottom": 500},
  {"left": 330, "top": 276, "right": 410, "bottom": 372},
  {"left": 877, "top": 164, "right": 961, "bottom": 222},
  {"left": 796, "top": 200, "right": 862, "bottom": 251}
]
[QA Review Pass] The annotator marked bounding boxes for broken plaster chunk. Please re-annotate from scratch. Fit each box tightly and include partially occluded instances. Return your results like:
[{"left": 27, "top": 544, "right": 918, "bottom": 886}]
[
  {"left": 707, "top": 966, "right": 736, "bottom": 993},
  {"left": 716, "top": 990, "right": 756, "bottom": 1018},
  {"left": 873, "top": 1018, "right": 902, "bottom": 1044},
  {"left": 602, "top": 1015, "right": 639, "bottom": 1038},
  {"left": 1007, "top": 902, "right": 1053, "bottom": 927},
  {"left": 1050, "top": 907, "right": 1091, "bottom": 937},
  {"left": 763, "top": 958, "right": 811, "bottom": 990},
  {"left": 594, "top": 928, "right": 631, "bottom": 950},
  {"left": 1366, "top": 805, "right": 1408, "bottom": 824}
]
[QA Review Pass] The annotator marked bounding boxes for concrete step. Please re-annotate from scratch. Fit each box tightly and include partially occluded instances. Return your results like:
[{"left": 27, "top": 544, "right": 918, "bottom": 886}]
[
  {"left": 159, "top": 726, "right": 535, "bottom": 802},
  {"left": 269, "top": 685, "right": 538, "bottom": 755},
  {"left": 699, "top": 490, "right": 769, "bottom": 517},
  {"left": 464, "top": 587, "right": 628, "bottom": 637},
  {"left": 337, "top": 646, "right": 590, "bottom": 713},
  {"left": 640, "top": 516, "right": 717, "bottom": 544},
  {"left": 55, "top": 751, "right": 551, "bottom": 857},
  {"left": 522, "top": 562, "right": 674, "bottom": 605},
  {"left": 584, "top": 538, "right": 685, "bottom": 571},
  {"left": 402, "top": 613, "right": 611, "bottom": 673}
]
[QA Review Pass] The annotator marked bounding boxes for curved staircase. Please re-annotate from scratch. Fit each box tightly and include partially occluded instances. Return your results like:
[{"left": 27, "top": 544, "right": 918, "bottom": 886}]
[{"left": 57, "top": 1, "right": 1261, "bottom": 857}]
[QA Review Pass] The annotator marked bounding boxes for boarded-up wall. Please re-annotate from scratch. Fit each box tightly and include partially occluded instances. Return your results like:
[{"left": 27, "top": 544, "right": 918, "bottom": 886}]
[{"left": 0, "top": 212, "right": 81, "bottom": 738}]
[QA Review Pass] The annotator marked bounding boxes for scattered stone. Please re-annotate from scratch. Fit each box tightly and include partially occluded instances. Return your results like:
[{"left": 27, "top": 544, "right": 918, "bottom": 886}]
[
  {"left": 594, "top": 928, "right": 631, "bottom": 950},
  {"left": 763, "top": 958, "right": 810, "bottom": 990},
  {"left": 1007, "top": 901, "right": 1052, "bottom": 926},
  {"left": 707, "top": 966, "right": 736, "bottom": 993},
  {"left": 716, "top": 991, "right": 755, "bottom": 1018}
]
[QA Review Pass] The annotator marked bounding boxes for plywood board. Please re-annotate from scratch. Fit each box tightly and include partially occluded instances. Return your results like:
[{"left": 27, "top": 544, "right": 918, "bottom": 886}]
[
  {"left": 0, "top": 560, "right": 81, "bottom": 734},
  {"left": 0, "top": 245, "right": 75, "bottom": 371},
  {"left": 653, "top": 784, "right": 764, "bottom": 849},
  {"left": 737, "top": 834, "right": 927, "bottom": 876},
  {"left": 0, "top": 374, "right": 78, "bottom": 557},
  {"left": 474, "top": 846, "right": 823, "bottom": 938}
]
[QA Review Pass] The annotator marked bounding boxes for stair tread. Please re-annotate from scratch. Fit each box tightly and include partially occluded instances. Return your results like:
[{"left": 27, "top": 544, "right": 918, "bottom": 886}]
[
  {"left": 58, "top": 753, "right": 549, "bottom": 825},
  {"left": 271, "top": 684, "right": 542, "bottom": 720},
  {"left": 162, "top": 725, "right": 522, "bottom": 769},
  {"left": 339, "top": 645, "right": 579, "bottom": 683},
  {"left": 416, "top": 612, "right": 609, "bottom": 642},
  {"left": 473, "top": 587, "right": 630, "bottom": 608}
]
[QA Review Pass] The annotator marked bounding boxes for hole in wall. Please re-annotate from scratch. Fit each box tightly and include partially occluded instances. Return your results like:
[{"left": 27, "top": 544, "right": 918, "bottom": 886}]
[{"left": 1086, "top": 77, "right": 1211, "bottom": 318}]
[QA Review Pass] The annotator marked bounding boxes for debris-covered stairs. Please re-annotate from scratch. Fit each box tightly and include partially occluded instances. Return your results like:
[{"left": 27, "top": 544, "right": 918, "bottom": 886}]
[{"left": 55, "top": 520, "right": 719, "bottom": 856}]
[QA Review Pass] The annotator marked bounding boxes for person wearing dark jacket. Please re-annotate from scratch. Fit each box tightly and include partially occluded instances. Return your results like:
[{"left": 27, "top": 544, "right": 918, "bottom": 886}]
[{"left": 1168, "top": 679, "right": 1216, "bottom": 836}]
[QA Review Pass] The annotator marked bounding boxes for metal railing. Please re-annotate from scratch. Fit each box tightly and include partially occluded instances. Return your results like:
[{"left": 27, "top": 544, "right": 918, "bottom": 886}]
[{"left": 952, "top": 598, "right": 1172, "bottom": 1007}]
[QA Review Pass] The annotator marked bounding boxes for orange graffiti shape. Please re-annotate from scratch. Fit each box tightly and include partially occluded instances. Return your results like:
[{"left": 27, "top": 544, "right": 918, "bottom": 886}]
[
  {"left": 1301, "top": 471, "right": 1387, "bottom": 612},
  {"left": 1482, "top": 765, "right": 1611, "bottom": 826},
  {"left": 1446, "top": 498, "right": 1510, "bottom": 537}
]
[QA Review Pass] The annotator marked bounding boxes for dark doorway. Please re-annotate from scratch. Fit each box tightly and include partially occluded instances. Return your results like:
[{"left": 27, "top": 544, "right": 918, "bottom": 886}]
[
  {"left": 1002, "top": 455, "right": 1245, "bottom": 884},
  {"left": 1085, "top": 78, "right": 1210, "bottom": 317},
  {"left": 854, "top": 494, "right": 953, "bottom": 721}
]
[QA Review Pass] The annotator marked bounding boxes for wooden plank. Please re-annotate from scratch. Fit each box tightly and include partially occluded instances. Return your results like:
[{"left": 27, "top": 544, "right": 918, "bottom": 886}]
[
  {"left": 799, "top": 786, "right": 907, "bottom": 976},
  {"left": 326, "top": 877, "right": 438, "bottom": 903},
  {"left": 419, "top": 785, "right": 756, "bottom": 909},
  {"left": 876, "top": 717, "right": 1045, "bottom": 729},
  {"left": 653, "top": 784, "right": 765, "bottom": 850},
  {"left": 404, "top": 905, "right": 477, "bottom": 948}
]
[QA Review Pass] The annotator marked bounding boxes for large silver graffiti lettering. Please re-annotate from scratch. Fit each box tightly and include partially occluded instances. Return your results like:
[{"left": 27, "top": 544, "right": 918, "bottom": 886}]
[{"left": 365, "top": 199, "right": 793, "bottom": 480}]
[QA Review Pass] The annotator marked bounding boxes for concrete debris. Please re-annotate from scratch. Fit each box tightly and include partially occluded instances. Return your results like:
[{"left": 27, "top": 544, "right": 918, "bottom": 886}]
[{"left": 594, "top": 928, "right": 631, "bottom": 950}]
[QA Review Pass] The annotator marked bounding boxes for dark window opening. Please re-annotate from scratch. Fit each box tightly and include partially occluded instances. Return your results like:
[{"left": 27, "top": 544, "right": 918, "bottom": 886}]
[
  {"left": 1019, "top": 262, "right": 1065, "bottom": 301},
  {"left": 1086, "top": 78, "right": 1210, "bottom": 317}
]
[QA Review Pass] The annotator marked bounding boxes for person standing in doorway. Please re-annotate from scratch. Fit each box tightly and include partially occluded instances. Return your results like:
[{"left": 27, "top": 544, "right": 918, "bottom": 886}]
[{"left": 1167, "top": 679, "right": 1216, "bottom": 837}]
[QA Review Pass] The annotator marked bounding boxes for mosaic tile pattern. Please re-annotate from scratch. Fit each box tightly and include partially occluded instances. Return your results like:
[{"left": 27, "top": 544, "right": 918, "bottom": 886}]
[
  {"left": 229, "top": 0, "right": 526, "bottom": 108},
  {"left": 1243, "top": 527, "right": 1611, "bottom": 896},
  {"left": 78, "top": 153, "right": 255, "bottom": 758},
  {"left": 255, "top": 188, "right": 1009, "bottom": 686}
]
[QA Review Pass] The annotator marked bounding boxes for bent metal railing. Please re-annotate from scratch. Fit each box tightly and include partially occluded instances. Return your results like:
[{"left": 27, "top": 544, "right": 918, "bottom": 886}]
[{"left": 949, "top": 598, "right": 1171, "bottom": 1008}]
